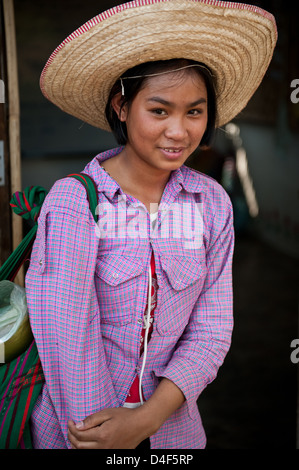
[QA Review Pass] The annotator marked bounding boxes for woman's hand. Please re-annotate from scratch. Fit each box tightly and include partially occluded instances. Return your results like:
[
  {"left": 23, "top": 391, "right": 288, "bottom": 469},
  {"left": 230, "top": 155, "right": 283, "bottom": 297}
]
[
  {"left": 68, "top": 378, "right": 185, "bottom": 449},
  {"left": 67, "top": 406, "right": 152, "bottom": 449}
]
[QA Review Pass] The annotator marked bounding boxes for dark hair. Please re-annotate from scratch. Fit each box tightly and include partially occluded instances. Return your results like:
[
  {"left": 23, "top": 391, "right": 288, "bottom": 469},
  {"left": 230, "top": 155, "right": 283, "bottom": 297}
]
[{"left": 105, "top": 58, "right": 217, "bottom": 147}]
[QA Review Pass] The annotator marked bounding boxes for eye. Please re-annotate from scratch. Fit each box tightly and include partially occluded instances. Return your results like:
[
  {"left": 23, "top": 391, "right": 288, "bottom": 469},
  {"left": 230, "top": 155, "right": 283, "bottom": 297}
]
[
  {"left": 151, "top": 108, "right": 167, "bottom": 116},
  {"left": 188, "top": 108, "right": 203, "bottom": 116}
]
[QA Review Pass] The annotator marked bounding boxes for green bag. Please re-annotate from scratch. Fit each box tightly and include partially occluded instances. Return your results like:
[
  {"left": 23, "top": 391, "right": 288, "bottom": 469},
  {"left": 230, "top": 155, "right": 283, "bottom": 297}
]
[{"left": 0, "top": 173, "right": 98, "bottom": 449}]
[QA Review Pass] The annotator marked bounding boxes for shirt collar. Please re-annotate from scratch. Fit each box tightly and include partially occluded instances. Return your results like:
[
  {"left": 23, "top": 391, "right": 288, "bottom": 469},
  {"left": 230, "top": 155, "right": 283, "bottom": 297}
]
[
  {"left": 178, "top": 165, "right": 204, "bottom": 194},
  {"left": 83, "top": 147, "right": 123, "bottom": 201},
  {"left": 83, "top": 147, "right": 203, "bottom": 202}
]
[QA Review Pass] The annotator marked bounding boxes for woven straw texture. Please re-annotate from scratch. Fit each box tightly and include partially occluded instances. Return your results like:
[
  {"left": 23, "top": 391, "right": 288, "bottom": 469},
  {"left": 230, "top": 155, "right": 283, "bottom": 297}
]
[{"left": 40, "top": 0, "right": 277, "bottom": 130}]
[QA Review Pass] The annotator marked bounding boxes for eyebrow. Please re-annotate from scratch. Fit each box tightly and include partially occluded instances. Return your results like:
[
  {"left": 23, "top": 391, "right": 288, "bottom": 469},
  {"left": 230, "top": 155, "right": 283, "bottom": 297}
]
[{"left": 147, "top": 97, "right": 207, "bottom": 107}]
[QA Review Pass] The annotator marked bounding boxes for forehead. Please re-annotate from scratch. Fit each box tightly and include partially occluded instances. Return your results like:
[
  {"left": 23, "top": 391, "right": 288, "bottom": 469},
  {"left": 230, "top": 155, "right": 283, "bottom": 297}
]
[{"left": 140, "top": 70, "right": 207, "bottom": 97}]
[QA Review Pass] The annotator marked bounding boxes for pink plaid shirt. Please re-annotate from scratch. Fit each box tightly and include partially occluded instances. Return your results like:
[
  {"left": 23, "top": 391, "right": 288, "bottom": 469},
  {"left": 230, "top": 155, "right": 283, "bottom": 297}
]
[{"left": 25, "top": 147, "right": 234, "bottom": 449}]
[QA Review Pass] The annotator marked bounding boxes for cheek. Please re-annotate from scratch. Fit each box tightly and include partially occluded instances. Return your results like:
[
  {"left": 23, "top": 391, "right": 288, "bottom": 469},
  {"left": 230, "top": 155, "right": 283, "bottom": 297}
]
[
  {"left": 194, "top": 117, "right": 208, "bottom": 140},
  {"left": 130, "top": 114, "right": 162, "bottom": 141}
]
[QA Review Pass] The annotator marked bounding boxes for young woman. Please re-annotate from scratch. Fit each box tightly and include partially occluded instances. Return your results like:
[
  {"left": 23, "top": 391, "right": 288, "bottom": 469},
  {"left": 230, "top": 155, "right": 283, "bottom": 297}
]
[{"left": 25, "top": 0, "right": 277, "bottom": 449}]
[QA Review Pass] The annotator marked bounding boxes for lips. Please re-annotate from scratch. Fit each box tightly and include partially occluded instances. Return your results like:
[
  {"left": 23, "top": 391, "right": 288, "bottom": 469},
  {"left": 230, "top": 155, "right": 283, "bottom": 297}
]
[
  {"left": 159, "top": 146, "right": 186, "bottom": 159},
  {"left": 161, "top": 148, "right": 182, "bottom": 153}
]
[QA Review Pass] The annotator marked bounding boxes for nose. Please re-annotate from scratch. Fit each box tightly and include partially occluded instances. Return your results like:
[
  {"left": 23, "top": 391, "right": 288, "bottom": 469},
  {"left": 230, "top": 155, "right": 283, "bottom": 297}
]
[{"left": 164, "top": 116, "right": 188, "bottom": 141}]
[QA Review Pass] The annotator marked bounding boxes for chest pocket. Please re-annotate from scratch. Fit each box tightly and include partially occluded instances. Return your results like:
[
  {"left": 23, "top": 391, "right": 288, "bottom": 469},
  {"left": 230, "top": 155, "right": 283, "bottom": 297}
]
[
  {"left": 161, "top": 255, "right": 204, "bottom": 290},
  {"left": 95, "top": 254, "right": 145, "bottom": 326},
  {"left": 157, "top": 255, "right": 206, "bottom": 335}
]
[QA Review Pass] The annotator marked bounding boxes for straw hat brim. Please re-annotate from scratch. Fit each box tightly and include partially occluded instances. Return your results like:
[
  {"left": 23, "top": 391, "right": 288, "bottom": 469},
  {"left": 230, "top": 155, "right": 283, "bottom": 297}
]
[{"left": 40, "top": 0, "right": 277, "bottom": 130}]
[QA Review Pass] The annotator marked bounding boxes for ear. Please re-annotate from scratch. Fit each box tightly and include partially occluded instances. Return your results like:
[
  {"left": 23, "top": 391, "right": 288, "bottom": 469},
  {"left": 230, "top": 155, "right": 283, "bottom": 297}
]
[{"left": 111, "top": 92, "right": 128, "bottom": 122}]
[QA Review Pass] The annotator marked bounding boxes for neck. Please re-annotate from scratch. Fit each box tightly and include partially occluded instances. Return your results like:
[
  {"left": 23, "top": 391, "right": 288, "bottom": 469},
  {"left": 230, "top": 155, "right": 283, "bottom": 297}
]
[{"left": 113, "top": 148, "right": 171, "bottom": 201}]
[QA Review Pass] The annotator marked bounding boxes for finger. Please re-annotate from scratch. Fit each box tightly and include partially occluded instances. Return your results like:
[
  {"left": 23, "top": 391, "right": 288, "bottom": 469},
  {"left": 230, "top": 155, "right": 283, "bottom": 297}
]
[
  {"left": 68, "top": 426, "right": 79, "bottom": 448},
  {"left": 68, "top": 420, "right": 97, "bottom": 447},
  {"left": 68, "top": 419, "right": 105, "bottom": 443},
  {"left": 68, "top": 419, "right": 89, "bottom": 440},
  {"left": 68, "top": 424, "right": 98, "bottom": 449},
  {"left": 75, "top": 410, "right": 112, "bottom": 431}
]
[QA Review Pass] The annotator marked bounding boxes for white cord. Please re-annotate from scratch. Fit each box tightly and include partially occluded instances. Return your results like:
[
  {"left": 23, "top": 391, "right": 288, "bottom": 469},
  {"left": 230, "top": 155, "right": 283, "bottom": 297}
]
[
  {"left": 138, "top": 264, "right": 152, "bottom": 405},
  {"left": 138, "top": 212, "right": 157, "bottom": 405}
]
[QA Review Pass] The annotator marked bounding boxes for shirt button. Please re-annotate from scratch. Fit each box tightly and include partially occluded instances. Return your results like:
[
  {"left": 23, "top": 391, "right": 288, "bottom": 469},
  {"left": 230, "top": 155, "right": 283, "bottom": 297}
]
[
  {"left": 137, "top": 318, "right": 143, "bottom": 325},
  {"left": 39, "top": 260, "right": 43, "bottom": 266},
  {"left": 112, "top": 273, "right": 119, "bottom": 278}
]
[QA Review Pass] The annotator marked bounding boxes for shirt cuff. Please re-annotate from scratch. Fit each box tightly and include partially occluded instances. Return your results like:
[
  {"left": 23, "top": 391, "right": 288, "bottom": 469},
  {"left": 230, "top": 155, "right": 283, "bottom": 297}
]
[{"left": 153, "top": 354, "right": 207, "bottom": 421}]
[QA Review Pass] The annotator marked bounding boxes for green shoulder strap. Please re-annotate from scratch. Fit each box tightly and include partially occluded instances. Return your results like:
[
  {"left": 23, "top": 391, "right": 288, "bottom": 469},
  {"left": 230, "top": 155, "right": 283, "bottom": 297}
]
[{"left": 67, "top": 173, "right": 99, "bottom": 223}]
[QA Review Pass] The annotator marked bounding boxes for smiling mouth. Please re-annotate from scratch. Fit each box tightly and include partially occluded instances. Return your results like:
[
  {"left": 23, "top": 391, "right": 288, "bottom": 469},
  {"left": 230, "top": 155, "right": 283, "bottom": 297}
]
[{"left": 161, "top": 147, "right": 184, "bottom": 153}]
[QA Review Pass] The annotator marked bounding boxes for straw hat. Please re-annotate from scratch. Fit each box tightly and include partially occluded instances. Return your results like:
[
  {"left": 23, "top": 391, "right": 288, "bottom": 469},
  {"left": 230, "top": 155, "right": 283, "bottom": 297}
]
[{"left": 40, "top": 0, "right": 277, "bottom": 130}]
